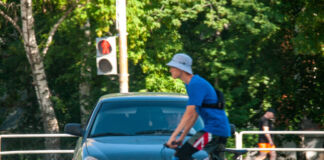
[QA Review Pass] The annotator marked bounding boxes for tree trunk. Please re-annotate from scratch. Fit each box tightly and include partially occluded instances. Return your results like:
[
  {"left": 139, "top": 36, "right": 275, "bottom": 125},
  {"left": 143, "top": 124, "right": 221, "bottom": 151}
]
[
  {"left": 79, "top": 17, "right": 92, "bottom": 125},
  {"left": 20, "top": 0, "right": 60, "bottom": 159}
]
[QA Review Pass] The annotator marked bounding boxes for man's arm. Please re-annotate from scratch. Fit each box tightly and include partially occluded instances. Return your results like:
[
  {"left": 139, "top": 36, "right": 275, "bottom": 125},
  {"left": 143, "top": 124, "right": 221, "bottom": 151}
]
[
  {"left": 262, "top": 126, "right": 274, "bottom": 145},
  {"left": 167, "top": 105, "right": 198, "bottom": 148},
  {"left": 179, "top": 105, "right": 198, "bottom": 141}
]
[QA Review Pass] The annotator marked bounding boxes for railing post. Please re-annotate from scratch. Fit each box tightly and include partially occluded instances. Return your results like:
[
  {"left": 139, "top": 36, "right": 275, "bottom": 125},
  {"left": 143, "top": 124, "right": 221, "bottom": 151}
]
[
  {"left": 235, "top": 131, "right": 243, "bottom": 160},
  {"left": 235, "top": 131, "right": 243, "bottom": 149},
  {"left": 0, "top": 135, "right": 2, "bottom": 160}
]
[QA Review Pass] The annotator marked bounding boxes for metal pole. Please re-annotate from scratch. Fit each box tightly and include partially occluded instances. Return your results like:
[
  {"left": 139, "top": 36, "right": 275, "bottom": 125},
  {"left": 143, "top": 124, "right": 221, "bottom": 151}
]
[
  {"left": 235, "top": 132, "right": 243, "bottom": 160},
  {"left": 117, "top": 0, "right": 129, "bottom": 93},
  {"left": 0, "top": 136, "right": 2, "bottom": 160},
  {"left": 235, "top": 132, "right": 243, "bottom": 149}
]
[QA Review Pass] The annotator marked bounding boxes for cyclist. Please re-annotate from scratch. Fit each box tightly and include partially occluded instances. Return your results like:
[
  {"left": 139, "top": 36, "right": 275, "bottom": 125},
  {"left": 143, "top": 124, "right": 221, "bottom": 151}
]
[{"left": 166, "top": 53, "right": 231, "bottom": 160}]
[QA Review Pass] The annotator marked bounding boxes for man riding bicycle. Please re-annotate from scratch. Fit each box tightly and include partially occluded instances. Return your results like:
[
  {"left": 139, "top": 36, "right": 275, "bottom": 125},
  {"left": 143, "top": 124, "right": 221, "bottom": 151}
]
[{"left": 166, "top": 53, "right": 231, "bottom": 160}]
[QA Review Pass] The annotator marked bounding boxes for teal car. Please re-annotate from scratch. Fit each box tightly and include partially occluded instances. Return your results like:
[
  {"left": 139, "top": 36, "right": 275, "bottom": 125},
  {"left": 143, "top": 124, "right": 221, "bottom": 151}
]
[{"left": 64, "top": 92, "right": 208, "bottom": 160}]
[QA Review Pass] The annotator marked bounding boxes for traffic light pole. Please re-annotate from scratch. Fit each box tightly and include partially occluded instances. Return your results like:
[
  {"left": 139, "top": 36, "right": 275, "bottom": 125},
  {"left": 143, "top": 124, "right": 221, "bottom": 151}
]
[{"left": 117, "top": 0, "right": 129, "bottom": 93}]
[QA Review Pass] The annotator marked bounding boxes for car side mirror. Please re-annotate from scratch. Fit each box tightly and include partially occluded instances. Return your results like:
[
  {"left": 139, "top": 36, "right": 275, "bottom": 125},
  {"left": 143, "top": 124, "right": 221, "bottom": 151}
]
[{"left": 64, "top": 123, "right": 84, "bottom": 137}]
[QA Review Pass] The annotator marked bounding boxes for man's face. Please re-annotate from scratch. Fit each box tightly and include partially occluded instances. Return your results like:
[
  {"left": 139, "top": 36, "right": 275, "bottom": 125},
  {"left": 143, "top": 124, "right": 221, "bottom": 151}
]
[
  {"left": 267, "top": 112, "right": 275, "bottom": 119},
  {"left": 169, "top": 67, "right": 183, "bottom": 79}
]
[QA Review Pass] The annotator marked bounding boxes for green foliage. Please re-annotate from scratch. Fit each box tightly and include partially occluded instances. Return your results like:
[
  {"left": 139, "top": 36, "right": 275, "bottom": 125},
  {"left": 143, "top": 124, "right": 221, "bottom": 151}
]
[
  {"left": 292, "top": 0, "right": 323, "bottom": 55},
  {"left": 0, "top": 1, "right": 323, "bottom": 158}
]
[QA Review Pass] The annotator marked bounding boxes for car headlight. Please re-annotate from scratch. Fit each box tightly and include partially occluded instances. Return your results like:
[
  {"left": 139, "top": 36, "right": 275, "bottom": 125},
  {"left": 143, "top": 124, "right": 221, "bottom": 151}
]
[{"left": 85, "top": 156, "right": 98, "bottom": 160}]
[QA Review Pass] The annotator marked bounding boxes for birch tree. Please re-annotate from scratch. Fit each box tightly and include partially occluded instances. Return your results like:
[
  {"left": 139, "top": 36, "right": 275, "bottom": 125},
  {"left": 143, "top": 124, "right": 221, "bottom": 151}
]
[
  {"left": 79, "top": 18, "right": 91, "bottom": 124},
  {"left": 0, "top": 0, "right": 77, "bottom": 159}
]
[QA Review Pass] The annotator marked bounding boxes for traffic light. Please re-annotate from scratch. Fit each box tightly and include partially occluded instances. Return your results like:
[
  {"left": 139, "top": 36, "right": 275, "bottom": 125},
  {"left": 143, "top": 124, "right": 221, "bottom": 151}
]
[{"left": 96, "top": 36, "right": 117, "bottom": 75}]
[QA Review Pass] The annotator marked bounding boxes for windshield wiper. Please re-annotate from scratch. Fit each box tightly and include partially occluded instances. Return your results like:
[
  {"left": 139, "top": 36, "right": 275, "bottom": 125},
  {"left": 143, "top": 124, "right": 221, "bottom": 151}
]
[
  {"left": 135, "top": 129, "right": 175, "bottom": 135},
  {"left": 91, "top": 132, "right": 130, "bottom": 137}
]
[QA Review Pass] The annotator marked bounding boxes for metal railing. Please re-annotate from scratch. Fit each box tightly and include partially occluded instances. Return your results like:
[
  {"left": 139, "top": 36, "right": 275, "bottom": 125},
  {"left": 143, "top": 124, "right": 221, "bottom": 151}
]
[
  {"left": 0, "top": 131, "right": 323, "bottom": 159},
  {"left": 235, "top": 131, "right": 324, "bottom": 160},
  {"left": 0, "top": 134, "right": 76, "bottom": 160}
]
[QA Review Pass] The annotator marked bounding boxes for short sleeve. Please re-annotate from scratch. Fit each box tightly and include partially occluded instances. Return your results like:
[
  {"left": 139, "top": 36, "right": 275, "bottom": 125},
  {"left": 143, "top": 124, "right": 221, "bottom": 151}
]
[
  {"left": 186, "top": 82, "right": 206, "bottom": 106},
  {"left": 262, "top": 118, "right": 270, "bottom": 127}
]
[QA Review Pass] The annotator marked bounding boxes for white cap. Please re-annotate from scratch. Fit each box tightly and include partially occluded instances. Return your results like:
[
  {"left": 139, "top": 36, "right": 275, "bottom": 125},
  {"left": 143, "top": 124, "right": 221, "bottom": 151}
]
[{"left": 166, "top": 53, "right": 193, "bottom": 74}]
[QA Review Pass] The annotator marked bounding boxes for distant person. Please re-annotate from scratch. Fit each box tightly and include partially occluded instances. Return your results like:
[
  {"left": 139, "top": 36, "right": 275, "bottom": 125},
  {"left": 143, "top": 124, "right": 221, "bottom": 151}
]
[
  {"left": 255, "top": 108, "right": 276, "bottom": 160},
  {"left": 165, "top": 53, "right": 231, "bottom": 160}
]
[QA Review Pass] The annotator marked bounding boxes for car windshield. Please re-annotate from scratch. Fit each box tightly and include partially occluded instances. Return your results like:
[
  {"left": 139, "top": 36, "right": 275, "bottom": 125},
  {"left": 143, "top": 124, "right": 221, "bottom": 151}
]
[{"left": 89, "top": 100, "right": 204, "bottom": 137}]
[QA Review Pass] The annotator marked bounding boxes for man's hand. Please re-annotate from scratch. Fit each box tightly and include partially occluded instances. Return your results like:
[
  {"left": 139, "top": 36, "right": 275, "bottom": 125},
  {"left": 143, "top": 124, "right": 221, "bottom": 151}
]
[
  {"left": 166, "top": 139, "right": 182, "bottom": 148},
  {"left": 166, "top": 136, "right": 178, "bottom": 148}
]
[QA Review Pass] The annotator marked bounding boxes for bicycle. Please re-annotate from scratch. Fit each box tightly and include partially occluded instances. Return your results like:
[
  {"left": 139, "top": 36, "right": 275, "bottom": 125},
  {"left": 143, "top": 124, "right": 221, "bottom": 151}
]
[{"left": 163, "top": 141, "right": 247, "bottom": 160}]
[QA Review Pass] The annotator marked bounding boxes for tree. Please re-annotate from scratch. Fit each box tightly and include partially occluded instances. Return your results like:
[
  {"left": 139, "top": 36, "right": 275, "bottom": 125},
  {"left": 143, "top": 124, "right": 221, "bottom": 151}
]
[
  {"left": 124, "top": 0, "right": 323, "bottom": 131},
  {"left": 0, "top": 1, "right": 322, "bottom": 159},
  {"left": 0, "top": 0, "right": 78, "bottom": 159}
]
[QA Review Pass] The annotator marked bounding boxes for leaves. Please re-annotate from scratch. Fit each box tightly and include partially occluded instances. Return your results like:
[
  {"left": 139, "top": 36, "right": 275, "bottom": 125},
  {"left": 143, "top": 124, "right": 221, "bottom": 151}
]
[{"left": 0, "top": 0, "right": 322, "bottom": 137}]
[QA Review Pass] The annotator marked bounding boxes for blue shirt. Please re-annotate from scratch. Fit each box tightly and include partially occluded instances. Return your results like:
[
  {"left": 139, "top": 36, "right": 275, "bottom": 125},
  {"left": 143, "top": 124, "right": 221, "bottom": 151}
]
[{"left": 185, "top": 75, "right": 230, "bottom": 137}]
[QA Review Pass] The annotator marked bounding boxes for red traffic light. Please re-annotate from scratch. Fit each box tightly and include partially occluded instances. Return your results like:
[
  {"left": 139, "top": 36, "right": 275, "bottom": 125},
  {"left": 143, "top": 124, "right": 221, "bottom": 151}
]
[
  {"left": 96, "top": 37, "right": 117, "bottom": 75},
  {"left": 98, "top": 40, "right": 112, "bottom": 55}
]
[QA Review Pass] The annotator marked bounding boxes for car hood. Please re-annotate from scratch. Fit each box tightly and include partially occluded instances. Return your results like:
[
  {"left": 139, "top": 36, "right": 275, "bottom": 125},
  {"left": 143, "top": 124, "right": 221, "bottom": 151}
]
[{"left": 85, "top": 136, "right": 207, "bottom": 160}]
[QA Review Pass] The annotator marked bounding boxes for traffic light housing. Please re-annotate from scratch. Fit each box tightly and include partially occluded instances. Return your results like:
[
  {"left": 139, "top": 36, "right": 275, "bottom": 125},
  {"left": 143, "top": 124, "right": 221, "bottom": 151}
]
[{"left": 96, "top": 37, "right": 117, "bottom": 75}]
